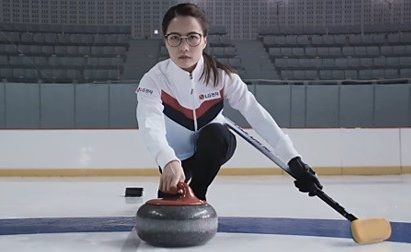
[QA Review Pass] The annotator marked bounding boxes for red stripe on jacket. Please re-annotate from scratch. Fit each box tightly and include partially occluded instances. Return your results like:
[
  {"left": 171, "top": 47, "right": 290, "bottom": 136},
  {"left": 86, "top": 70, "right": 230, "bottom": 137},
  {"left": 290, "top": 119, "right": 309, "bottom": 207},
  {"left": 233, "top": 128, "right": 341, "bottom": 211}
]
[{"left": 161, "top": 89, "right": 224, "bottom": 120}]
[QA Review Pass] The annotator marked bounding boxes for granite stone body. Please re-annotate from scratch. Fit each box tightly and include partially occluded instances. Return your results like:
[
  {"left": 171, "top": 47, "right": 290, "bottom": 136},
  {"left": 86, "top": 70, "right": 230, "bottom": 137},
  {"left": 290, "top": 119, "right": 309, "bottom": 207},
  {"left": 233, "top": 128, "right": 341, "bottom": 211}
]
[{"left": 135, "top": 182, "right": 218, "bottom": 247}]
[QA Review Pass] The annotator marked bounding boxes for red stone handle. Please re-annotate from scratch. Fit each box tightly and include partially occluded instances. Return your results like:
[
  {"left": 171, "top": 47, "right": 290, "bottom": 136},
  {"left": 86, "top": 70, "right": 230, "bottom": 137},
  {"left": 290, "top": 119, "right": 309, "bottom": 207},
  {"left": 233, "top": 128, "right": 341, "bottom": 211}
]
[
  {"left": 176, "top": 181, "right": 196, "bottom": 200},
  {"left": 146, "top": 182, "right": 205, "bottom": 206}
]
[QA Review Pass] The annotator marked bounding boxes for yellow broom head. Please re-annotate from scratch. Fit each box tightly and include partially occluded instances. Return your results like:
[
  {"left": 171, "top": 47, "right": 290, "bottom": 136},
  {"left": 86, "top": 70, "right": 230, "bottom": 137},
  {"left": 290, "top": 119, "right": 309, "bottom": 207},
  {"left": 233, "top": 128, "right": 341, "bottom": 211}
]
[{"left": 351, "top": 218, "right": 392, "bottom": 244}]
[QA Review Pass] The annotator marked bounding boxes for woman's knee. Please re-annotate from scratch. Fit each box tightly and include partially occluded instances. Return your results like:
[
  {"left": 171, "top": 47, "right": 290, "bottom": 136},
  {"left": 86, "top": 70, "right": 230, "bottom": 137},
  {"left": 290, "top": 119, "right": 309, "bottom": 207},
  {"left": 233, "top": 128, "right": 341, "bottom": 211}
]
[{"left": 196, "top": 123, "right": 237, "bottom": 161}]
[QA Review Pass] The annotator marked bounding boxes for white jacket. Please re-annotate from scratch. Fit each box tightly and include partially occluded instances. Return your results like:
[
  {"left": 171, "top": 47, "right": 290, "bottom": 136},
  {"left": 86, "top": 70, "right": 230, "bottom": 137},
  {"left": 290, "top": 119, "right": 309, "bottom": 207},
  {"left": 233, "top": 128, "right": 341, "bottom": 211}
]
[{"left": 136, "top": 56, "right": 299, "bottom": 169}]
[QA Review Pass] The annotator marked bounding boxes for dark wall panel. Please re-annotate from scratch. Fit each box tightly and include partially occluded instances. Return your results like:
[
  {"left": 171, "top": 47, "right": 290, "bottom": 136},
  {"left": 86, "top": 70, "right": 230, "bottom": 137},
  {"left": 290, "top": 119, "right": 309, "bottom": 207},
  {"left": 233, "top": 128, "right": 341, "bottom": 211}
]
[
  {"left": 306, "top": 85, "right": 339, "bottom": 127},
  {"left": 109, "top": 84, "right": 138, "bottom": 128},
  {"left": 256, "top": 85, "right": 291, "bottom": 127},
  {"left": 40, "top": 84, "right": 75, "bottom": 128},
  {"left": 223, "top": 84, "right": 256, "bottom": 127},
  {"left": 340, "top": 85, "right": 374, "bottom": 127},
  {"left": 1, "top": 82, "right": 410, "bottom": 129},
  {"left": 0, "top": 83, "right": 5, "bottom": 128},
  {"left": 290, "top": 85, "right": 306, "bottom": 127},
  {"left": 5, "top": 83, "right": 40, "bottom": 128},
  {"left": 374, "top": 84, "right": 410, "bottom": 127},
  {"left": 75, "top": 84, "right": 109, "bottom": 128}
]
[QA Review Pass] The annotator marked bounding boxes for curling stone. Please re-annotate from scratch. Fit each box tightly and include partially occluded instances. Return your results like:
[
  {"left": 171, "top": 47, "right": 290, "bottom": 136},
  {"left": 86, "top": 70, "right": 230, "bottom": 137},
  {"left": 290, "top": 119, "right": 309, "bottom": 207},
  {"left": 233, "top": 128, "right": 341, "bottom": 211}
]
[{"left": 135, "top": 182, "right": 218, "bottom": 247}]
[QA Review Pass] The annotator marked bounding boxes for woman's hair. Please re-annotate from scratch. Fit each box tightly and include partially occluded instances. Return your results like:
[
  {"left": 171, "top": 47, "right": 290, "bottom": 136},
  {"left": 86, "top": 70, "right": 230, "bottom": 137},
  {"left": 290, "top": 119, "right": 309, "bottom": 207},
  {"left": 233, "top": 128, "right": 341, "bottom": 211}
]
[{"left": 162, "top": 3, "right": 235, "bottom": 86}]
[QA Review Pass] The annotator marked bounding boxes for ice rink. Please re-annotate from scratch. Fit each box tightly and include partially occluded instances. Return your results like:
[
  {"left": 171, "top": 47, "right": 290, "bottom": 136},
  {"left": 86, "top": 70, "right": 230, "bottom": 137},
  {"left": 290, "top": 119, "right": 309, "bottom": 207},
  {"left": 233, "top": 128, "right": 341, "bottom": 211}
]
[{"left": 0, "top": 175, "right": 410, "bottom": 251}]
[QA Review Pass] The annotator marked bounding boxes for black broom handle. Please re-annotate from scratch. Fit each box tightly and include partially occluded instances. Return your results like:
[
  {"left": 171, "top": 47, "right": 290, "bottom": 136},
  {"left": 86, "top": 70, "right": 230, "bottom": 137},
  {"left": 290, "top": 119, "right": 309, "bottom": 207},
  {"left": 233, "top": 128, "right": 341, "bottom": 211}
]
[{"left": 225, "top": 118, "right": 357, "bottom": 222}]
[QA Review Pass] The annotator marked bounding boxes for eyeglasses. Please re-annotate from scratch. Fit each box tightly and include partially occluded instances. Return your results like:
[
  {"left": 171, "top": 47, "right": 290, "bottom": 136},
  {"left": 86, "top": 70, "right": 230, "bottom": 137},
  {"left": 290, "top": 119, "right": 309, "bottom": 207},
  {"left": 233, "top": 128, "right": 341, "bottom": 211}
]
[{"left": 165, "top": 32, "right": 203, "bottom": 47}]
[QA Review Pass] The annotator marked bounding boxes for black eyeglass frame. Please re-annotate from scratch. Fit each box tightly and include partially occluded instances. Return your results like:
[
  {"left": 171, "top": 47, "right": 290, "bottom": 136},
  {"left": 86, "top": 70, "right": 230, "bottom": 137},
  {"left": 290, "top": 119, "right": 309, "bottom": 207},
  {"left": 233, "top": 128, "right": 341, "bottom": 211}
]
[{"left": 164, "top": 32, "right": 203, "bottom": 47}]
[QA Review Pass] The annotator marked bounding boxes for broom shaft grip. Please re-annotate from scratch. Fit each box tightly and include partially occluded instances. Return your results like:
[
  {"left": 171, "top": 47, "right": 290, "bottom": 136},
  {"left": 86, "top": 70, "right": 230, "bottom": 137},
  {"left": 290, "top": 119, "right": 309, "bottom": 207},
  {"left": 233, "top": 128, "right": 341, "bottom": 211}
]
[{"left": 225, "top": 118, "right": 358, "bottom": 222}]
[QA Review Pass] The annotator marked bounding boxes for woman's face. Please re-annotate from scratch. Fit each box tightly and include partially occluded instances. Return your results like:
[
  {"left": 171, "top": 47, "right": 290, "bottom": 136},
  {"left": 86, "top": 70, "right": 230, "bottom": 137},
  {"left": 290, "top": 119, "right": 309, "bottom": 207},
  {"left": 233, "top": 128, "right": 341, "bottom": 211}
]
[{"left": 165, "top": 16, "right": 207, "bottom": 72}]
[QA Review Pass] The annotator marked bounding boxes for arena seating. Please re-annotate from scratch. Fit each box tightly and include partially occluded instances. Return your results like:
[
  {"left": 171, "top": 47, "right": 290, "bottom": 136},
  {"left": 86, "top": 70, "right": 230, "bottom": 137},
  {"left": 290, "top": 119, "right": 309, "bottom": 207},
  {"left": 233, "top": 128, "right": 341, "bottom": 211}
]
[
  {"left": 259, "top": 24, "right": 411, "bottom": 81},
  {"left": 0, "top": 23, "right": 131, "bottom": 83},
  {"left": 3, "top": 22, "right": 411, "bottom": 83}
]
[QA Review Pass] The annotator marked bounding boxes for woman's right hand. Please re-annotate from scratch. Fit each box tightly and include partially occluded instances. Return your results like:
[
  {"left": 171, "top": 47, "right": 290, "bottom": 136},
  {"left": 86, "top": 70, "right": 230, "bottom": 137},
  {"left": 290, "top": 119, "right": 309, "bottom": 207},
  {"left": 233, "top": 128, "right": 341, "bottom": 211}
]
[{"left": 159, "top": 160, "right": 186, "bottom": 194}]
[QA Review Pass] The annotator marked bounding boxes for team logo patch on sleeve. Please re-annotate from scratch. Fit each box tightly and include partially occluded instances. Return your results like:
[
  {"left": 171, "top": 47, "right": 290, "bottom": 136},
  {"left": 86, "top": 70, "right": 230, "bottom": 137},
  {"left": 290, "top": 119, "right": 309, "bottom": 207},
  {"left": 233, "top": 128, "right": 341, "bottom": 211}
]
[
  {"left": 136, "top": 87, "right": 154, "bottom": 95},
  {"left": 199, "top": 91, "right": 221, "bottom": 101}
]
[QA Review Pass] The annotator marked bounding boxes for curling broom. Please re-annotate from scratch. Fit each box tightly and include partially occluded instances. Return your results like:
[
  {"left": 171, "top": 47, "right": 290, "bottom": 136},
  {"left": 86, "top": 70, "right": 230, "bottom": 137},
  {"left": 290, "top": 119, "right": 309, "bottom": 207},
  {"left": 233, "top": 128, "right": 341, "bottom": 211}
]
[{"left": 225, "top": 118, "right": 391, "bottom": 244}]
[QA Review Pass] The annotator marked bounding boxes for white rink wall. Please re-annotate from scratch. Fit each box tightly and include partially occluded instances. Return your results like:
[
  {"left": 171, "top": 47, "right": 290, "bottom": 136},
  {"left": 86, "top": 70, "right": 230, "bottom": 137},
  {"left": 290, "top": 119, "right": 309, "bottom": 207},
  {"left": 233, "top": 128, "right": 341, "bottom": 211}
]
[{"left": 0, "top": 128, "right": 410, "bottom": 174}]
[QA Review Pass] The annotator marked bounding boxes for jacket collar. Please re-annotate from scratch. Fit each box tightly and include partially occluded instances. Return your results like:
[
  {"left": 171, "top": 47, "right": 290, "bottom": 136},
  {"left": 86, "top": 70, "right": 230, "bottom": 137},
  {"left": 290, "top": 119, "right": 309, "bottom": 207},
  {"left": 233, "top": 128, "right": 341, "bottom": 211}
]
[{"left": 167, "top": 56, "right": 204, "bottom": 82}]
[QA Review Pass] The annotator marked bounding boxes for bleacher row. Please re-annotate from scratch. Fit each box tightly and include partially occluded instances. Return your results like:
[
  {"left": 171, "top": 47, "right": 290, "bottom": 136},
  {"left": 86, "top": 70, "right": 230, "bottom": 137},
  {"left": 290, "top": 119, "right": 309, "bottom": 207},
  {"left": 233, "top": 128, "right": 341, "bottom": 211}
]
[
  {"left": 262, "top": 32, "right": 411, "bottom": 47},
  {"left": 261, "top": 26, "right": 411, "bottom": 81},
  {"left": 1, "top": 31, "right": 130, "bottom": 46},
  {"left": 0, "top": 68, "right": 120, "bottom": 83},
  {"left": 1, "top": 55, "right": 123, "bottom": 67},
  {"left": 274, "top": 56, "right": 411, "bottom": 80},
  {"left": 0, "top": 24, "right": 131, "bottom": 83},
  {"left": 280, "top": 68, "right": 411, "bottom": 81},
  {"left": 0, "top": 55, "right": 122, "bottom": 83},
  {"left": 207, "top": 34, "right": 233, "bottom": 47},
  {"left": 0, "top": 22, "right": 131, "bottom": 34},
  {"left": 258, "top": 23, "right": 411, "bottom": 36},
  {"left": 0, "top": 44, "right": 127, "bottom": 57},
  {"left": 202, "top": 46, "right": 243, "bottom": 70},
  {"left": 268, "top": 45, "right": 411, "bottom": 58}
]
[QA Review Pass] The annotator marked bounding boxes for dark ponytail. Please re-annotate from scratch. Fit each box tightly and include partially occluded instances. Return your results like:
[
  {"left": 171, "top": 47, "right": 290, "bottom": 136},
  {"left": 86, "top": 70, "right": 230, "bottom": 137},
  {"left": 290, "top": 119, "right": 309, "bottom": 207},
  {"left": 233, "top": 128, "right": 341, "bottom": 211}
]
[{"left": 162, "top": 3, "right": 236, "bottom": 87}]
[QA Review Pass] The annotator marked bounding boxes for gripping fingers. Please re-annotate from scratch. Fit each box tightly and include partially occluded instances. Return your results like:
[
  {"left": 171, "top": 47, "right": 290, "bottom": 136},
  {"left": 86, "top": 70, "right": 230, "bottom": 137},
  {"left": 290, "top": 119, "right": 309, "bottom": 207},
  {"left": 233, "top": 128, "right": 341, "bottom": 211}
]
[
  {"left": 164, "top": 175, "right": 175, "bottom": 193},
  {"left": 160, "top": 160, "right": 185, "bottom": 194},
  {"left": 170, "top": 176, "right": 180, "bottom": 194},
  {"left": 159, "top": 176, "right": 167, "bottom": 193},
  {"left": 167, "top": 165, "right": 178, "bottom": 193}
]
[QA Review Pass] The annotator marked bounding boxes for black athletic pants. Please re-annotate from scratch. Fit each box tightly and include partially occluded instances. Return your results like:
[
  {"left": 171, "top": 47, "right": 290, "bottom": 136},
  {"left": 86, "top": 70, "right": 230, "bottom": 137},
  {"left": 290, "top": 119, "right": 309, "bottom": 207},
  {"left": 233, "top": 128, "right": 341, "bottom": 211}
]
[{"left": 158, "top": 123, "right": 237, "bottom": 200}]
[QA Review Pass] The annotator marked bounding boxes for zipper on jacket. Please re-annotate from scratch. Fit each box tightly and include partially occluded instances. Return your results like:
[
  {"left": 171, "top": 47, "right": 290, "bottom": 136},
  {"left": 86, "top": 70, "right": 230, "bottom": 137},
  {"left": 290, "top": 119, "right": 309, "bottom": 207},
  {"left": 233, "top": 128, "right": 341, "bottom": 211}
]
[
  {"left": 189, "top": 72, "right": 194, "bottom": 94},
  {"left": 189, "top": 72, "right": 198, "bottom": 131}
]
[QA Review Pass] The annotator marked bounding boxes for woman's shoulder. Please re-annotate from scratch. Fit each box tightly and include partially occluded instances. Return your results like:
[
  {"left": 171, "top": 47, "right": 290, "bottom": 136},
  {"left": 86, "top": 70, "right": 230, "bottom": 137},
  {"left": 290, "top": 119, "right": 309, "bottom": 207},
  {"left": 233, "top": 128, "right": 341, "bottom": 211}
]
[
  {"left": 147, "top": 58, "right": 169, "bottom": 73},
  {"left": 219, "top": 67, "right": 241, "bottom": 84},
  {"left": 140, "top": 59, "right": 173, "bottom": 88}
]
